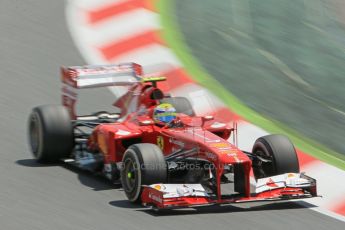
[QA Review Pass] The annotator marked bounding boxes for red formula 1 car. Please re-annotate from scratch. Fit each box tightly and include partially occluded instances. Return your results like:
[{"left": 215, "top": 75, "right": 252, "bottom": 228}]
[{"left": 28, "top": 63, "right": 317, "bottom": 209}]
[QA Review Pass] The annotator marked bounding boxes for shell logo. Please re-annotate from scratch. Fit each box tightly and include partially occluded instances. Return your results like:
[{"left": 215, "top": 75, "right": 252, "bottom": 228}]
[
  {"left": 287, "top": 173, "right": 296, "bottom": 178},
  {"left": 153, "top": 184, "right": 166, "bottom": 191},
  {"left": 154, "top": 185, "right": 161, "bottom": 190}
]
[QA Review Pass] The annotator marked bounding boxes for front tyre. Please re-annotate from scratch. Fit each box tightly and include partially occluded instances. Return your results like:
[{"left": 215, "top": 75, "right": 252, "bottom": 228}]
[
  {"left": 252, "top": 134, "right": 299, "bottom": 180},
  {"left": 28, "top": 105, "right": 74, "bottom": 163},
  {"left": 121, "top": 144, "right": 167, "bottom": 203}
]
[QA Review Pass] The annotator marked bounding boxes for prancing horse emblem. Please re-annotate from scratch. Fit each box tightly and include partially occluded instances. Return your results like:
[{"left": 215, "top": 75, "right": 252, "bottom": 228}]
[{"left": 157, "top": 136, "right": 164, "bottom": 150}]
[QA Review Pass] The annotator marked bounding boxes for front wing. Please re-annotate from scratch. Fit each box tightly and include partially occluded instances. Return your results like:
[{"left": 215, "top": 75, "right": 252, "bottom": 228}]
[{"left": 141, "top": 173, "right": 317, "bottom": 209}]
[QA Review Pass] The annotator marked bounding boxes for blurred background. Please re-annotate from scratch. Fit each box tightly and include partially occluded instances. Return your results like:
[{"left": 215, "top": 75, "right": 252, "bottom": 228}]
[{"left": 175, "top": 0, "right": 345, "bottom": 157}]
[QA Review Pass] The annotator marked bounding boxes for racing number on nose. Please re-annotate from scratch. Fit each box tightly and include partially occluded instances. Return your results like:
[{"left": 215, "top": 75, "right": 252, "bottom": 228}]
[{"left": 157, "top": 136, "right": 164, "bottom": 150}]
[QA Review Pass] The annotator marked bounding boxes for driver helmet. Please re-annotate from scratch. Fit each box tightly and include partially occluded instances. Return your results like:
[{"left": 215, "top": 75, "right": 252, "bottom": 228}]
[{"left": 153, "top": 103, "right": 177, "bottom": 124}]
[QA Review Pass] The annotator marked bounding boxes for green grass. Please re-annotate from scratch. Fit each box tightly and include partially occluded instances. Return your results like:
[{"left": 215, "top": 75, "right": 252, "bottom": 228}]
[{"left": 157, "top": 0, "right": 345, "bottom": 170}]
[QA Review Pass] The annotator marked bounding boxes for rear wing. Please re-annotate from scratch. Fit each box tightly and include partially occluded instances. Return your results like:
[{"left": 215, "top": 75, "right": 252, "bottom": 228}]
[
  {"left": 61, "top": 62, "right": 143, "bottom": 118},
  {"left": 61, "top": 62, "right": 143, "bottom": 88}
]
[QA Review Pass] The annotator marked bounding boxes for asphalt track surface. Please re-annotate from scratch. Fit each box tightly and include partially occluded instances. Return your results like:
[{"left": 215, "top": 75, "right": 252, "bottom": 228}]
[
  {"left": 0, "top": 1, "right": 344, "bottom": 229},
  {"left": 175, "top": 0, "right": 345, "bottom": 157}
]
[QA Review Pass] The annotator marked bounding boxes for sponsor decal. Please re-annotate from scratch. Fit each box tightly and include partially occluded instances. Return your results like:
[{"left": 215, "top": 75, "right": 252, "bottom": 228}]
[
  {"left": 154, "top": 185, "right": 162, "bottom": 190},
  {"left": 234, "top": 156, "right": 241, "bottom": 163},
  {"left": 116, "top": 129, "right": 131, "bottom": 136},
  {"left": 287, "top": 173, "right": 296, "bottom": 178},
  {"left": 157, "top": 136, "right": 164, "bottom": 150},
  {"left": 219, "top": 148, "right": 237, "bottom": 155},
  {"left": 153, "top": 184, "right": 166, "bottom": 191},
  {"left": 211, "top": 142, "right": 229, "bottom": 148},
  {"left": 218, "top": 147, "right": 231, "bottom": 150},
  {"left": 206, "top": 139, "right": 221, "bottom": 142},
  {"left": 148, "top": 192, "right": 163, "bottom": 203},
  {"left": 74, "top": 65, "right": 132, "bottom": 76},
  {"left": 266, "top": 178, "right": 279, "bottom": 188}
]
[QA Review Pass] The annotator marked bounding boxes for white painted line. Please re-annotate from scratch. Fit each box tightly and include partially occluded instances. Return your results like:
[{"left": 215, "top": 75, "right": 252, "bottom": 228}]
[{"left": 70, "top": 0, "right": 126, "bottom": 10}]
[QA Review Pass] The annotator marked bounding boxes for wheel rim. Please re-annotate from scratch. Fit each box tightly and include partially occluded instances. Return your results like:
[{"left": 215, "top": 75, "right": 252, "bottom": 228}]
[
  {"left": 254, "top": 150, "right": 275, "bottom": 178},
  {"left": 123, "top": 158, "right": 138, "bottom": 193},
  {"left": 29, "top": 114, "right": 40, "bottom": 156}
]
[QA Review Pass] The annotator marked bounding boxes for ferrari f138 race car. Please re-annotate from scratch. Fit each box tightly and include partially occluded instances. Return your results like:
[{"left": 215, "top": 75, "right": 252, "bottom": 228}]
[{"left": 28, "top": 63, "right": 317, "bottom": 209}]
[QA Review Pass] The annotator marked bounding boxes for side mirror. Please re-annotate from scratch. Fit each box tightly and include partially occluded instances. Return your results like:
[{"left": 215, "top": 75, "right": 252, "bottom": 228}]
[
  {"left": 201, "top": 115, "right": 214, "bottom": 126},
  {"left": 139, "top": 120, "right": 154, "bottom": 126},
  {"left": 202, "top": 115, "right": 214, "bottom": 121}
]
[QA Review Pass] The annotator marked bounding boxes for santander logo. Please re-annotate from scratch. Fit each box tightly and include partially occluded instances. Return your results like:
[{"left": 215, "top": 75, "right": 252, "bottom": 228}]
[{"left": 148, "top": 192, "right": 163, "bottom": 203}]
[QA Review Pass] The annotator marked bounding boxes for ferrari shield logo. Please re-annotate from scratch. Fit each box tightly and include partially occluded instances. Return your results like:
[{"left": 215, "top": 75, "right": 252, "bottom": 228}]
[{"left": 157, "top": 136, "right": 164, "bottom": 150}]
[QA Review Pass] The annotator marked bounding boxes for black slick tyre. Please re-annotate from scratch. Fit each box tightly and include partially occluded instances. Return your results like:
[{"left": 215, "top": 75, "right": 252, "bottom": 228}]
[
  {"left": 252, "top": 134, "right": 299, "bottom": 179},
  {"left": 121, "top": 143, "right": 167, "bottom": 203},
  {"left": 28, "top": 105, "right": 74, "bottom": 163}
]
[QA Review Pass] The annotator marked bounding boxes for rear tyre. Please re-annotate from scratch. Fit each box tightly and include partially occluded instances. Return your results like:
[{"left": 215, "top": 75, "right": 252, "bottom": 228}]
[
  {"left": 28, "top": 105, "right": 74, "bottom": 163},
  {"left": 252, "top": 134, "right": 299, "bottom": 179},
  {"left": 121, "top": 144, "right": 167, "bottom": 203}
]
